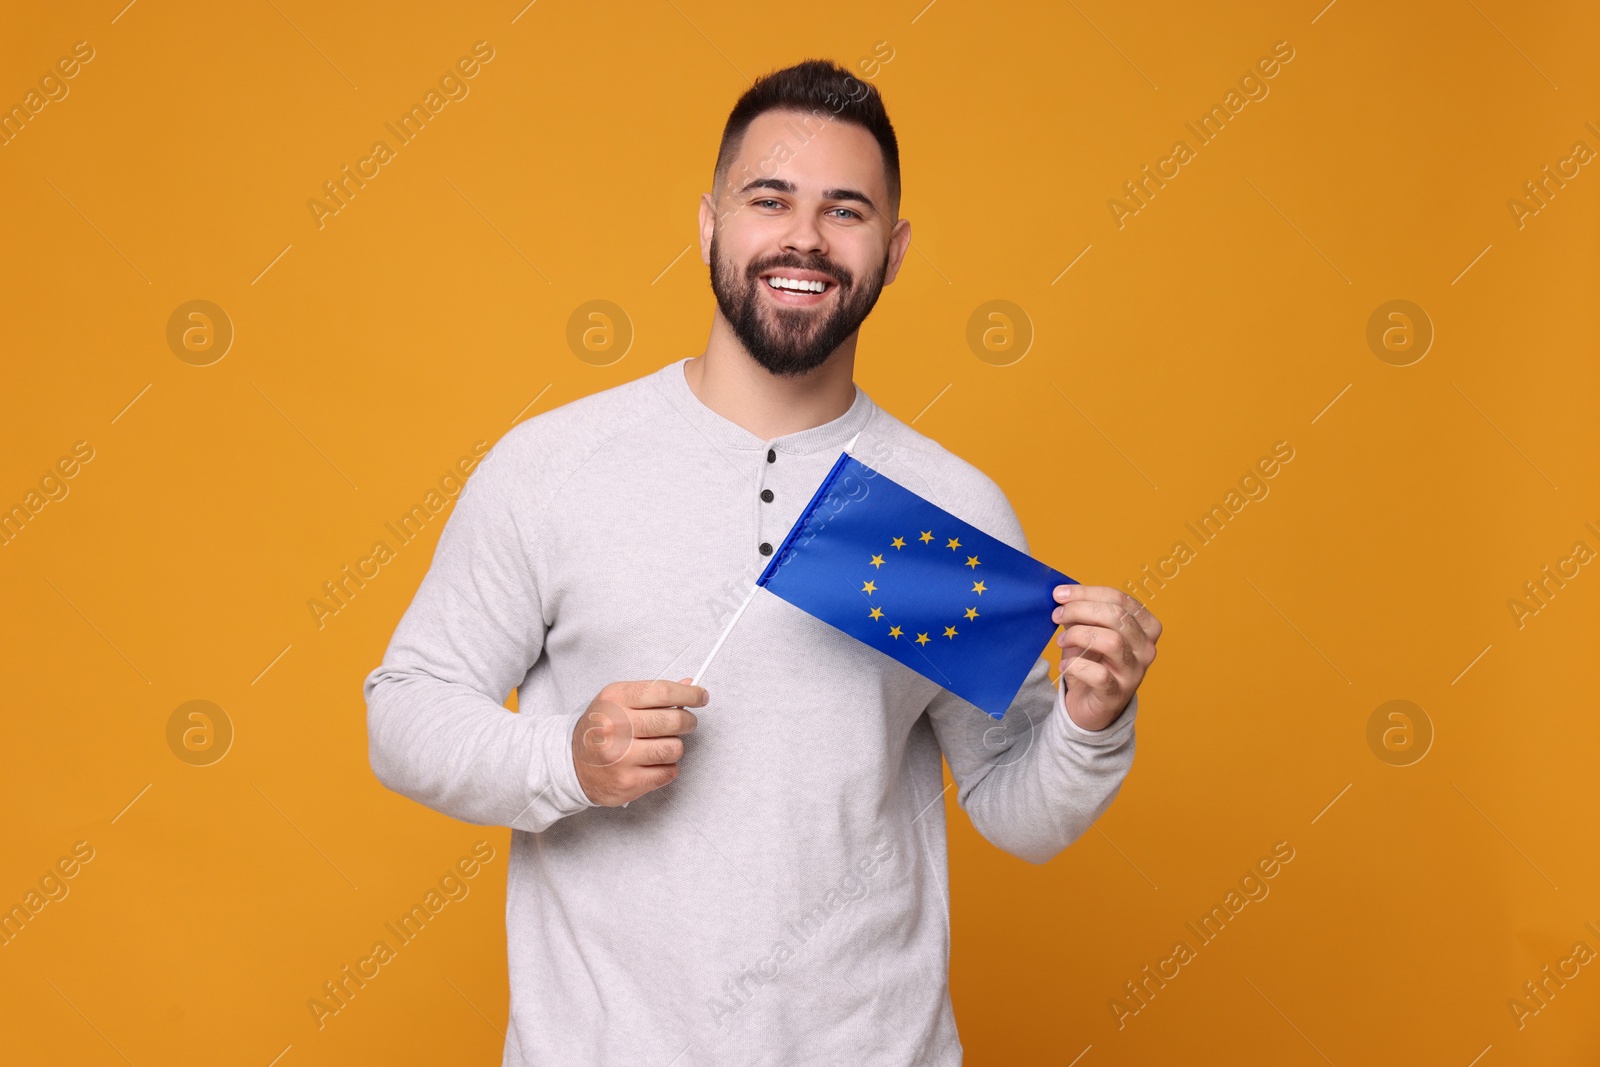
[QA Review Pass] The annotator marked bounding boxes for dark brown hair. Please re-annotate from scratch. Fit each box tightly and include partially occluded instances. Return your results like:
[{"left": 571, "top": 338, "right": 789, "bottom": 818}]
[{"left": 713, "top": 58, "right": 901, "bottom": 216}]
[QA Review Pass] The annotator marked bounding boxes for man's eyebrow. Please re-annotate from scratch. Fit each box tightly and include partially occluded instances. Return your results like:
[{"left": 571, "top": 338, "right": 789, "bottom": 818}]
[
  {"left": 735, "top": 177, "right": 879, "bottom": 215},
  {"left": 823, "top": 187, "right": 878, "bottom": 213},
  {"left": 737, "top": 177, "right": 796, "bottom": 197}
]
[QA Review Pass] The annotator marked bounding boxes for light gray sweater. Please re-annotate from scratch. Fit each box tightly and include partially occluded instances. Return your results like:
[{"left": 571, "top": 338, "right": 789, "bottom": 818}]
[{"left": 363, "top": 357, "right": 1138, "bottom": 1066}]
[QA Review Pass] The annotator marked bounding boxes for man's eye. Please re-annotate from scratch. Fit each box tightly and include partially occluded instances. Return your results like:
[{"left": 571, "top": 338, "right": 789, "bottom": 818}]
[
  {"left": 829, "top": 207, "right": 861, "bottom": 220},
  {"left": 754, "top": 198, "right": 782, "bottom": 208}
]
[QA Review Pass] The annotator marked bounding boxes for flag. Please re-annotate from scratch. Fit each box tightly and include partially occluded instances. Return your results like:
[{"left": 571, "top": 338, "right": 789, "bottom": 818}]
[{"left": 757, "top": 452, "right": 1076, "bottom": 719}]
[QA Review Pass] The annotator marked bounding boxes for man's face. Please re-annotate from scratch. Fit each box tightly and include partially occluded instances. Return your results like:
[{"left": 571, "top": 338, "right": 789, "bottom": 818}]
[{"left": 700, "top": 108, "right": 911, "bottom": 378}]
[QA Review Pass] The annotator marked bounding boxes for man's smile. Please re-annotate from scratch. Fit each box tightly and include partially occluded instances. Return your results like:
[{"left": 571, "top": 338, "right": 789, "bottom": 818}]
[{"left": 758, "top": 267, "right": 838, "bottom": 307}]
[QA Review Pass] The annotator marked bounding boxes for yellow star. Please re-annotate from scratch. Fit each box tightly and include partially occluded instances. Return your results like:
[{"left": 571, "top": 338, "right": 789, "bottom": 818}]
[
  {"left": 915, "top": 632, "right": 930, "bottom": 646},
  {"left": 888, "top": 625, "right": 903, "bottom": 638},
  {"left": 972, "top": 580, "right": 986, "bottom": 595},
  {"left": 964, "top": 607, "right": 979, "bottom": 620},
  {"left": 965, "top": 555, "right": 981, "bottom": 569},
  {"left": 946, "top": 537, "right": 961, "bottom": 550},
  {"left": 861, "top": 580, "right": 877, "bottom": 594},
  {"left": 918, "top": 531, "right": 934, "bottom": 543},
  {"left": 891, "top": 536, "right": 906, "bottom": 550},
  {"left": 869, "top": 606, "right": 884, "bottom": 620},
  {"left": 869, "top": 553, "right": 885, "bottom": 568},
  {"left": 944, "top": 625, "right": 959, "bottom": 639}
]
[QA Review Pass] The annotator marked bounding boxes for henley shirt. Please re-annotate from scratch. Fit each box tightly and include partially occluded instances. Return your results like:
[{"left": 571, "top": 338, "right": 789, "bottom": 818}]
[{"left": 363, "top": 356, "right": 1139, "bottom": 1066}]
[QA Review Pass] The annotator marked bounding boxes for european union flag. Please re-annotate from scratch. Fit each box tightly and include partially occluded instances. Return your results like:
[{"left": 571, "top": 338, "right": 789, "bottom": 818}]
[{"left": 757, "top": 452, "right": 1076, "bottom": 719}]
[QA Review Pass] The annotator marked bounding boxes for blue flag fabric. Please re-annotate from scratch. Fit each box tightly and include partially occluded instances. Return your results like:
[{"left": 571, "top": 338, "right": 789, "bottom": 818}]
[{"left": 757, "top": 452, "right": 1076, "bottom": 719}]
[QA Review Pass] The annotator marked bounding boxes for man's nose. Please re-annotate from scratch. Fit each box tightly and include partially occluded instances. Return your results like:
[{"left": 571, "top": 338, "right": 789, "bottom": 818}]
[{"left": 778, "top": 210, "right": 826, "bottom": 257}]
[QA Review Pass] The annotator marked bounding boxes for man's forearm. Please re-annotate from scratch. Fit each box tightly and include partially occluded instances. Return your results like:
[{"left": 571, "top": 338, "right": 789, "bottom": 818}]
[
  {"left": 959, "top": 680, "right": 1138, "bottom": 865},
  {"left": 365, "top": 667, "right": 594, "bottom": 832}
]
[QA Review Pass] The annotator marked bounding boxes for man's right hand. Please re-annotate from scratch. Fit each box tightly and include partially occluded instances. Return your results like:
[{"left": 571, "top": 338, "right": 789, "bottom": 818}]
[{"left": 571, "top": 678, "right": 706, "bottom": 807}]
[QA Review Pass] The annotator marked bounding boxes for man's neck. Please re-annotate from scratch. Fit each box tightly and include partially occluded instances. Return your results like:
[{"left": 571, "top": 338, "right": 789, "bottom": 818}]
[{"left": 683, "top": 316, "right": 858, "bottom": 441}]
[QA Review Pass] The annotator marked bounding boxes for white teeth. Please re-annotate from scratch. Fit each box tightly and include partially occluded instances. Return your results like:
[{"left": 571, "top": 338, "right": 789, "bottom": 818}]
[{"left": 765, "top": 276, "right": 828, "bottom": 293}]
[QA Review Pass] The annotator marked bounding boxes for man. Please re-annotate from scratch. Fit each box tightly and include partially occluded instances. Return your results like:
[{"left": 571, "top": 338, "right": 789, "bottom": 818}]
[{"left": 365, "top": 58, "right": 1160, "bottom": 1066}]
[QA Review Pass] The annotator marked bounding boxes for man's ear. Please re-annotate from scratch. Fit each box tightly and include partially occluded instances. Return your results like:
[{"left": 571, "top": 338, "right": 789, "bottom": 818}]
[
  {"left": 883, "top": 217, "right": 913, "bottom": 286},
  {"left": 698, "top": 192, "right": 717, "bottom": 264}
]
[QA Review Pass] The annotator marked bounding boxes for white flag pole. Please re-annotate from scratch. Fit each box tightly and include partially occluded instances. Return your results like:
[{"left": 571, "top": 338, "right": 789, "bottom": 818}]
[
  {"left": 691, "top": 583, "right": 758, "bottom": 686},
  {"left": 627, "top": 434, "right": 863, "bottom": 808},
  {"left": 689, "top": 431, "right": 861, "bottom": 687}
]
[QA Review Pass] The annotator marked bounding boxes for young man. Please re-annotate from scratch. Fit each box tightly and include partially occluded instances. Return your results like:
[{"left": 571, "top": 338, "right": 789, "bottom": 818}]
[{"left": 365, "top": 58, "right": 1160, "bottom": 1066}]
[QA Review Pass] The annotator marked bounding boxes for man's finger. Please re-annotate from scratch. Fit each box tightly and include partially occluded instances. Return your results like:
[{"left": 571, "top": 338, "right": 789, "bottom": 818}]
[
  {"left": 626, "top": 678, "right": 708, "bottom": 710},
  {"left": 1056, "top": 590, "right": 1159, "bottom": 645},
  {"left": 1062, "top": 639, "right": 1126, "bottom": 671},
  {"left": 629, "top": 735, "right": 685, "bottom": 766},
  {"left": 635, "top": 763, "right": 680, "bottom": 796},
  {"left": 1053, "top": 585, "right": 1159, "bottom": 640},
  {"left": 1058, "top": 625, "right": 1135, "bottom": 670},
  {"left": 1060, "top": 653, "right": 1118, "bottom": 692},
  {"left": 631, "top": 706, "right": 699, "bottom": 739},
  {"left": 1055, "top": 598, "right": 1144, "bottom": 640}
]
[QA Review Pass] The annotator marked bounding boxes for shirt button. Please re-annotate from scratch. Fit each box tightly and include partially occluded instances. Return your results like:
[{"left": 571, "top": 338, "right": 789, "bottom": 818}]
[
  {"left": 759, "top": 542, "right": 773, "bottom": 556},
  {"left": 767, "top": 448, "right": 777, "bottom": 463},
  {"left": 760, "top": 489, "right": 774, "bottom": 503}
]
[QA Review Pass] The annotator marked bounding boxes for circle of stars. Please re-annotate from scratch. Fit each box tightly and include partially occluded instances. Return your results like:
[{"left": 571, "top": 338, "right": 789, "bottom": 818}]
[{"left": 859, "top": 530, "right": 984, "bottom": 646}]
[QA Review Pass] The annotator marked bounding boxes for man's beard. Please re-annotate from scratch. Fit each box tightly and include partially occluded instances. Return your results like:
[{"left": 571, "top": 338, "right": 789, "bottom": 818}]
[{"left": 709, "top": 231, "right": 889, "bottom": 379}]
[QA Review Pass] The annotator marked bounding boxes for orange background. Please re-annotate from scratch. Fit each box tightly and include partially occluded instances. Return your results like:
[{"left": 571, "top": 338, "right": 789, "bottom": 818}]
[{"left": 3, "top": 1, "right": 1598, "bottom": 1063}]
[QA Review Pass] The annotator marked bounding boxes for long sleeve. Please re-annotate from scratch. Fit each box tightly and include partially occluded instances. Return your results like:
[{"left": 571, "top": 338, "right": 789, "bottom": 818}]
[
  {"left": 914, "top": 458, "right": 1139, "bottom": 866},
  {"left": 362, "top": 442, "right": 595, "bottom": 832},
  {"left": 925, "top": 657, "right": 1137, "bottom": 865}
]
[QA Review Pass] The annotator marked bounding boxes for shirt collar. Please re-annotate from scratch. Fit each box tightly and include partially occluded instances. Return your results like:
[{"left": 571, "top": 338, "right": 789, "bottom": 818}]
[{"left": 653, "top": 356, "right": 878, "bottom": 456}]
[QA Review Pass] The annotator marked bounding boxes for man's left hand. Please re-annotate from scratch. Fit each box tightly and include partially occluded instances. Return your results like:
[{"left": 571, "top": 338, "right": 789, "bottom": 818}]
[{"left": 1051, "top": 585, "right": 1162, "bottom": 732}]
